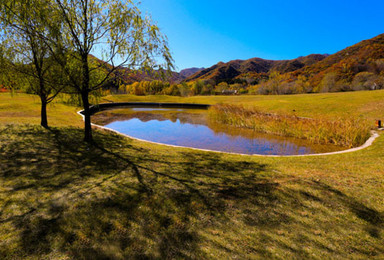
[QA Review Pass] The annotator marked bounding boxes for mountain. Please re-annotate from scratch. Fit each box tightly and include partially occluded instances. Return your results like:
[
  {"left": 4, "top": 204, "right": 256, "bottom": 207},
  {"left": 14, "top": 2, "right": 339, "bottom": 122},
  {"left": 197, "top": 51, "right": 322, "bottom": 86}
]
[
  {"left": 89, "top": 55, "right": 200, "bottom": 88},
  {"left": 185, "top": 54, "right": 329, "bottom": 83},
  {"left": 291, "top": 34, "right": 384, "bottom": 86},
  {"left": 185, "top": 34, "right": 384, "bottom": 89},
  {"left": 110, "top": 68, "right": 184, "bottom": 85},
  {"left": 179, "top": 67, "right": 204, "bottom": 78},
  {"left": 273, "top": 54, "right": 329, "bottom": 73},
  {"left": 94, "top": 33, "right": 384, "bottom": 94}
]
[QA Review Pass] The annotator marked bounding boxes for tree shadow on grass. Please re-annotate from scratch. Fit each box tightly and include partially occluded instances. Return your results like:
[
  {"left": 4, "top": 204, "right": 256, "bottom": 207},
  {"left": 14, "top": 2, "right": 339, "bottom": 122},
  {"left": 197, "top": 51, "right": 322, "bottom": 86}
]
[
  {"left": 311, "top": 180, "right": 383, "bottom": 239},
  {"left": 0, "top": 125, "right": 274, "bottom": 258},
  {"left": 0, "top": 125, "right": 383, "bottom": 259}
]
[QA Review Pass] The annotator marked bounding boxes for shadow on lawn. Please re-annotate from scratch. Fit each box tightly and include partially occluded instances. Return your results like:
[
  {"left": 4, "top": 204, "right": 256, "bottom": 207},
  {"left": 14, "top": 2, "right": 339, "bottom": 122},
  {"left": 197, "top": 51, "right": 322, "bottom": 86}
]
[
  {"left": 0, "top": 125, "right": 383, "bottom": 259},
  {"left": 0, "top": 125, "right": 272, "bottom": 258}
]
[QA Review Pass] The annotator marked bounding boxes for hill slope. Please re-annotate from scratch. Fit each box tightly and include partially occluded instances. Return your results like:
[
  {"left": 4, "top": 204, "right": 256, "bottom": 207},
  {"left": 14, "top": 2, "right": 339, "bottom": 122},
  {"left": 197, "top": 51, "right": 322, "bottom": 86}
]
[
  {"left": 179, "top": 67, "right": 204, "bottom": 78},
  {"left": 293, "top": 34, "right": 384, "bottom": 87},
  {"left": 89, "top": 55, "right": 203, "bottom": 88},
  {"left": 185, "top": 34, "right": 384, "bottom": 92},
  {"left": 185, "top": 54, "right": 329, "bottom": 83},
  {"left": 93, "top": 33, "right": 384, "bottom": 94}
]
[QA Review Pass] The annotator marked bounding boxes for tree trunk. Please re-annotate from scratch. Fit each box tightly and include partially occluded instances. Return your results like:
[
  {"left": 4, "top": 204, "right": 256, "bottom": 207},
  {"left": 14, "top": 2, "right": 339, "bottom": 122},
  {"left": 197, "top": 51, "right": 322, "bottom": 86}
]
[
  {"left": 40, "top": 97, "right": 48, "bottom": 128},
  {"left": 80, "top": 51, "right": 92, "bottom": 143},
  {"left": 81, "top": 90, "right": 93, "bottom": 143}
]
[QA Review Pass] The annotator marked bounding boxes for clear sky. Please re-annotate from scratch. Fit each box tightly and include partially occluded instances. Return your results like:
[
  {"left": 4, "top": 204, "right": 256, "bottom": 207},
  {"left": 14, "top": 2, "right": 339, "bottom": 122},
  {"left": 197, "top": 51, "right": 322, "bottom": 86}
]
[{"left": 138, "top": 0, "right": 384, "bottom": 71}]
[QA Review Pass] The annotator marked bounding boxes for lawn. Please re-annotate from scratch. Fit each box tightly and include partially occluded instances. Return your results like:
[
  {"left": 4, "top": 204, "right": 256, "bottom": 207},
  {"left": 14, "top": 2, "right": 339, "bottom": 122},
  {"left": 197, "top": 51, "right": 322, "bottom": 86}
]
[
  {"left": 0, "top": 92, "right": 383, "bottom": 259},
  {"left": 103, "top": 89, "right": 384, "bottom": 122}
]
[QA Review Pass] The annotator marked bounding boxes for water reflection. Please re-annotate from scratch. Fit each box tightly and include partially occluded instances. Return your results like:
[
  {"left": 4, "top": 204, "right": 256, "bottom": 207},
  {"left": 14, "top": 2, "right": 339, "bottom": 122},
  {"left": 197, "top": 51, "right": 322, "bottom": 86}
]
[{"left": 92, "top": 108, "right": 342, "bottom": 155}]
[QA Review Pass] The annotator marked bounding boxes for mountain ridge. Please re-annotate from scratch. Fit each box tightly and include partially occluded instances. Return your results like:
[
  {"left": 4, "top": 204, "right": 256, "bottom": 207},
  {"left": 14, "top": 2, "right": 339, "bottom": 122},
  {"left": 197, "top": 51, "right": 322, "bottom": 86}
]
[
  {"left": 95, "top": 33, "right": 384, "bottom": 94},
  {"left": 184, "top": 34, "right": 384, "bottom": 90},
  {"left": 185, "top": 54, "right": 330, "bottom": 83}
]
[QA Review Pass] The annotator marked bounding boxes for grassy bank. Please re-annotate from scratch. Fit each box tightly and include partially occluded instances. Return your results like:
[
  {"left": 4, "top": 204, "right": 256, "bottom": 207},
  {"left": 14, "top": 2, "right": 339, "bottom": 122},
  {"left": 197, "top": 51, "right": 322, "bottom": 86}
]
[
  {"left": 0, "top": 92, "right": 383, "bottom": 258},
  {"left": 208, "top": 104, "right": 371, "bottom": 147},
  {"left": 102, "top": 89, "right": 384, "bottom": 122},
  {"left": 0, "top": 93, "right": 83, "bottom": 127}
]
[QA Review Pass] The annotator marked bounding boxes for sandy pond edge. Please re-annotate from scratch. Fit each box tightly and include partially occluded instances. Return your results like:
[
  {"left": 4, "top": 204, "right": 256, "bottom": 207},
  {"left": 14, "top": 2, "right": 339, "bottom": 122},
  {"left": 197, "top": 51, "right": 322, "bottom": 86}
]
[{"left": 77, "top": 104, "right": 381, "bottom": 158}]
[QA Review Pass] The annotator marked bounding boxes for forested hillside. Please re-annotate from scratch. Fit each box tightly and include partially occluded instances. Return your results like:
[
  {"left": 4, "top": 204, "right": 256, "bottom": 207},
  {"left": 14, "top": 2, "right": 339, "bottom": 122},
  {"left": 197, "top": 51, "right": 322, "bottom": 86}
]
[{"left": 84, "top": 34, "right": 384, "bottom": 96}]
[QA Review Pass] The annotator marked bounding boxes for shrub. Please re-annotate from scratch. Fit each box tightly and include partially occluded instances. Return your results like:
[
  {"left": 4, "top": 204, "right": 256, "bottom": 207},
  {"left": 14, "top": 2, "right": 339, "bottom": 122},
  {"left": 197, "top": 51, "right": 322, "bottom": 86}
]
[{"left": 209, "top": 104, "right": 371, "bottom": 148}]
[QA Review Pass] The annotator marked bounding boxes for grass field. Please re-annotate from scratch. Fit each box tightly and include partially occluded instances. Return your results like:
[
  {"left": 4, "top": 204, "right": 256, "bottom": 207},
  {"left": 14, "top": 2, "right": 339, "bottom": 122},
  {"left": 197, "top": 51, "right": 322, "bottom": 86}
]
[
  {"left": 0, "top": 91, "right": 383, "bottom": 259},
  {"left": 102, "top": 90, "right": 384, "bottom": 122},
  {"left": 0, "top": 93, "right": 83, "bottom": 127}
]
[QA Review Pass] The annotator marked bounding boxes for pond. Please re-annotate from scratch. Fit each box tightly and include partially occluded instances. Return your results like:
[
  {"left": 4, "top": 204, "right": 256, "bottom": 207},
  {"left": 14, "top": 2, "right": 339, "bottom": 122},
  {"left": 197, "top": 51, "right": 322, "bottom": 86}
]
[{"left": 92, "top": 107, "right": 342, "bottom": 155}]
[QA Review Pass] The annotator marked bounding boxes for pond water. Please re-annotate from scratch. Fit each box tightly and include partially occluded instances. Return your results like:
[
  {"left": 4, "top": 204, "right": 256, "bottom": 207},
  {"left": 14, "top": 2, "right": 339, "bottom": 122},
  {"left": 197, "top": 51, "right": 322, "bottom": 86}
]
[{"left": 92, "top": 107, "right": 342, "bottom": 155}]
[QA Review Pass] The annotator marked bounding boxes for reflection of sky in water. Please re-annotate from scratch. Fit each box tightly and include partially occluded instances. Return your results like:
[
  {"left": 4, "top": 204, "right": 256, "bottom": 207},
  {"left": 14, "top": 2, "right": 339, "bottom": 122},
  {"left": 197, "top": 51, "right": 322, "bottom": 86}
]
[{"left": 106, "top": 118, "right": 317, "bottom": 155}]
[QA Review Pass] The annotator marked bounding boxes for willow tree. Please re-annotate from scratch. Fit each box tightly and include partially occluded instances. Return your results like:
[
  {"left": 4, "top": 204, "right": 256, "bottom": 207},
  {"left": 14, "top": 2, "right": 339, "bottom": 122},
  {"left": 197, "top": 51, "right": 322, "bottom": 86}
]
[
  {"left": 0, "top": 0, "right": 66, "bottom": 128},
  {"left": 44, "top": 0, "right": 174, "bottom": 142}
]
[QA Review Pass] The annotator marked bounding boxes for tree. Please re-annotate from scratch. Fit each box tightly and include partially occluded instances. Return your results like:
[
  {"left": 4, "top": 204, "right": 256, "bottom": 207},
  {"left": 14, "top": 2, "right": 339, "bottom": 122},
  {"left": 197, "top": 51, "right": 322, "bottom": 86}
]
[
  {"left": 215, "top": 82, "right": 229, "bottom": 93},
  {"left": 319, "top": 72, "right": 338, "bottom": 92},
  {"left": 294, "top": 75, "right": 311, "bottom": 93},
  {"left": 42, "top": 0, "right": 174, "bottom": 142},
  {"left": 0, "top": 0, "right": 65, "bottom": 128},
  {"left": 178, "top": 82, "right": 191, "bottom": 97},
  {"left": 268, "top": 71, "right": 282, "bottom": 95},
  {"left": 0, "top": 47, "right": 17, "bottom": 92},
  {"left": 191, "top": 80, "right": 204, "bottom": 95}
]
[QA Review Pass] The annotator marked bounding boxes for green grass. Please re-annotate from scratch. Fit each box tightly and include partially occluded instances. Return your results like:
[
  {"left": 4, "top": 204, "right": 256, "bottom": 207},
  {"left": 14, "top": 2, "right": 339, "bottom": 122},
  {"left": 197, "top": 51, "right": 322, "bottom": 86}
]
[
  {"left": 102, "top": 89, "right": 384, "bottom": 122},
  {"left": 0, "top": 93, "right": 83, "bottom": 127},
  {"left": 0, "top": 91, "right": 383, "bottom": 259}
]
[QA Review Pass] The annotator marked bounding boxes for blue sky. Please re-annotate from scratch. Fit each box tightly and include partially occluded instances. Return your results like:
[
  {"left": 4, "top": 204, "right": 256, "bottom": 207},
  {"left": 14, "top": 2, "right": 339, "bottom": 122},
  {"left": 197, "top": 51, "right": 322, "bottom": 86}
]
[{"left": 139, "top": 0, "right": 384, "bottom": 71}]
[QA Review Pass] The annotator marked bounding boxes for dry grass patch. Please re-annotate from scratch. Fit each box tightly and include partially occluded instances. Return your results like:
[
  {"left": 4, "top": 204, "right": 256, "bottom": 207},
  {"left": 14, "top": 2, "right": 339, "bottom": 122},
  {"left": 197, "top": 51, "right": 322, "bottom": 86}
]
[{"left": 209, "top": 104, "right": 371, "bottom": 147}]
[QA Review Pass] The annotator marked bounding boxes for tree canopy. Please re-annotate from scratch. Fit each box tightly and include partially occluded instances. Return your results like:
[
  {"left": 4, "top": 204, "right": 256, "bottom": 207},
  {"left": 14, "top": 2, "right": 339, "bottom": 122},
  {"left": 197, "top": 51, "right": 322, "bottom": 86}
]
[
  {"left": 0, "top": 0, "right": 174, "bottom": 140},
  {"left": 48, "top": 0, "right": 174, "bottom": 141},
  {"left": 0, "top": 0, "right": 66, "bottom": 127}
]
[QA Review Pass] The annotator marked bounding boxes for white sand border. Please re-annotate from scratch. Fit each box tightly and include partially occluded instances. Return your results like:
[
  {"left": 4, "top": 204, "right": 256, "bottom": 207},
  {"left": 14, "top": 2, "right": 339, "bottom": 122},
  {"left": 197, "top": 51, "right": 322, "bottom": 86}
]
[{"left": 77, "top": 110, "right": 380, "bottom": 158}]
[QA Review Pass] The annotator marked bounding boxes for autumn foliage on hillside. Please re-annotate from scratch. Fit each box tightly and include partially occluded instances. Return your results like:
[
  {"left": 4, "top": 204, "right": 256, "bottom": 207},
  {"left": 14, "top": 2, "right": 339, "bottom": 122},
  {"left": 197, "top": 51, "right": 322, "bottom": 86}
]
[
  {"left": 293, "top": 34, "right": 384, "bottom": 92},
  {"left": 98, "top": 34, "right": 384, "bottom": 96}
]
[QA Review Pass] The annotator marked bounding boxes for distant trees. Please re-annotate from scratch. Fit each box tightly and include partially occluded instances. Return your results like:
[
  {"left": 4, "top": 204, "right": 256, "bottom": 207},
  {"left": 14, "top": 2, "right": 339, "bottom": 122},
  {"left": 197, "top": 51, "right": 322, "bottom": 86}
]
[
  {"left": 121, "top": 79, "right": 217, "bottom": 96},
  {"left": 319, "top": 72, "right": 338, "bottom": 92},
  {"left": 215, "top": 82, "right": 229, "bottom": 93},
  {"left": 352, "top": 72, "right": 383, "bottom": 91},
  {"left": 253, "top": 72, "right": 291, "bottom": 95},
  {"left": 293, "top": 75, "right": 311, "bottom": 93},
  {"left": 108, "top": 60, "right": 384, "bottom": 96}
]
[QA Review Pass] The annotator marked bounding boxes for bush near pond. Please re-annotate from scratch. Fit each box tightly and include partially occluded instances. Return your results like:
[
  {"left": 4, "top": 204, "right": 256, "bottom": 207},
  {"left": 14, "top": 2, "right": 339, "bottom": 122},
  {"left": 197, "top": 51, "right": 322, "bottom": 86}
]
[{"left": 209, "top": 104, "right": 371, "bottom": 148}]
